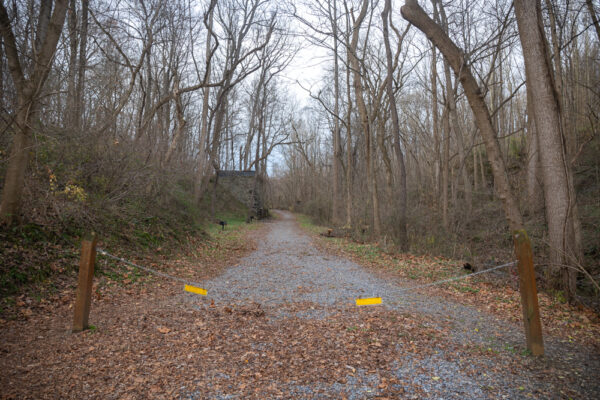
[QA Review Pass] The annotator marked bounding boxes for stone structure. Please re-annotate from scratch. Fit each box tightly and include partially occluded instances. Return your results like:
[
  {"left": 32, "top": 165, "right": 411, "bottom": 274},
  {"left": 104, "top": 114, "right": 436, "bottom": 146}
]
[{"left": 217, "top": 170, "right": 267, "bottom": 219}]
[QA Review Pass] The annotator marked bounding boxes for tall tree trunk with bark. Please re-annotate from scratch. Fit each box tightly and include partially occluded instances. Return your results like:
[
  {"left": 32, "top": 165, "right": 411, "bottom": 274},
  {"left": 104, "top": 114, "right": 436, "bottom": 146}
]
[
  {"left": 376, "top": 113, "right": 394, "bottom": 201},
  {"left": 195, "top": 4, "right": 214, "bottom": 202},
  {"left": 66, "top": 0, "right": 78, "bottom": 127},
  {"left": 0, "top": 0, "right": 69, "bottom": 225},
  {"left": 349, "top": 0, "right": 381, "bottom": 236},
  {"left": 436, "top": 0, "right": 472, "bottom": 218},
  {"left": 585, "top": 0, "right": 600, "bottom": 43},
  {"left": 514, "top": 0, "right": 582, "bottom": 300},
  {"left": 526, "top": 87, "right": 543, "bottom": 214},
  {"left": 163, "top": 77, "right": 186, "bottom": 166},
  {"left": 434, "top": 0, "right": 450, "bottom": 228},
  {"left": 401, "top": 0, "right": 524, "bottom": 232},
  {"left": 473, "top": 144, "right": 478, "bottom": 191},
  {"left": 345, "top": 36, "right": 353, "bottom": 228},
  {"left": 430, "top": 44, "right": 442, "bottom": 206},
  {"left": 441, "top": 97, "right": 450, "bottom": 228},
  {"left": 74, "top": 0, "right": 88, "bottom": 130},
  {"left": 329, "top": 0, "right": 343, "bottom": 226},
  {"left": 382, "top": 0, "right": 408, "bottom": 247}
]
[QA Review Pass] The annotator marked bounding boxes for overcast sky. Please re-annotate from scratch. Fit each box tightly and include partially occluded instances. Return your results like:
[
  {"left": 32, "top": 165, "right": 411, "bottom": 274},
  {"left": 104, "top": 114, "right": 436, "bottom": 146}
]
[{"left": 281, "top": 43, "right": 332, "bottom": 107}]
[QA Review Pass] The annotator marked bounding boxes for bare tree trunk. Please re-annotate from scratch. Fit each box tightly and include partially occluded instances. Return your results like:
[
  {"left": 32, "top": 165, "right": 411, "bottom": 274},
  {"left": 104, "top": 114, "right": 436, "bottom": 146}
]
[
  {"left": 430, "top": 44, "right": 442, "bottom": 207},
  {"left": 371, "top": 135, "right": 382, "bottom": 237},
  {"left": 254, "top": 92, "right": 267, "bottom": 175},
  {"left": 0, "top": 36, "right": 3, "bottom": 113},
  {"left": 478, "top": 145, "right": 487, "bottom": 191},
  {"left": 243, "top": 72, "right": 265, "bottom": 170},
  {"left": 545, "top": 0, "right": 573, "bottom": 157},
  {"left": 66, "top": 0, "right": 78, "bottom": 127},
  {"left": 0, "top": 0, "right": 69, "bottom": 224},
  {"left": 402, "top": 0, "right": 524, "bottom": 232},
  {"left": 526, "top": 88, "right": 543, "bottom": 214},
  {"left": 133, "top": 0, "right": 154, "bottom": 145},
  {"left": 163, "top": 77, "right": 186, "bottom": 166},
  {"left": 585, "top": 0, "right": 600, "bottom": 43},
  {"left": 195, "top": 5, "right": 214, "bottom": 202},
  {"left": 514, "top": 0, "right": 582, "bottom": 300},
  {"left": 454, "top": 112, "right": 472, "bottom": 213},
  {"left": 473, "top": 144, "right": 478, "bottom": 191},
  {"left": 349, "top": 0, "right": 380, "bottom": 236},
  {"left": 437, "top": 0, "right": 472, "bottom": 217},
  {"left": 438, "top": 2, "right": 450, "bottom": 228},
  {"left": 376, "top": 115, "right": 394, "bottom": 201},
  {"left": 446, "top": 76, "right": 472, "bottom": 214},
  {"left": 441, "top": 100, "right": 450, "bottom": 229},
  {"left": 382, "top": 0, "right": 408, "bottom": 247},
  {"left": 345, "top": 38, "right": 353, "bottom": 228},
  {"left": 74, "top": 0, "right": 88, "bottom": 130},
  {"left": 1, "top": 111, "right": 32, "bottom": 224},
  {"left": 329, "top": 0, "right": 343, "bottom": 226}
]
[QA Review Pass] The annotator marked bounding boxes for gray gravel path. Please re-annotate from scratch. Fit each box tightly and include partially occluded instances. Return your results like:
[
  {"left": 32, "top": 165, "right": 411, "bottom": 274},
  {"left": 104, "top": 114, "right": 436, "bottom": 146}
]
[{"left": 183, "top": 210, "right": 600, "bottom": 399}]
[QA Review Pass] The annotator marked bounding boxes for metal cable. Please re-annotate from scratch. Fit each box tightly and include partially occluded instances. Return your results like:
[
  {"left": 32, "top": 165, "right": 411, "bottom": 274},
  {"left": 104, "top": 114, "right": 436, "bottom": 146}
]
[
  {"left": 393, "top": 260, "right": 517, "bottom": 293},
  {"left": 98, "top": 247, "right": 516, "bottom": 302},
  {"left": 97, "top": 248, "right": 203, "bottom": 288}
]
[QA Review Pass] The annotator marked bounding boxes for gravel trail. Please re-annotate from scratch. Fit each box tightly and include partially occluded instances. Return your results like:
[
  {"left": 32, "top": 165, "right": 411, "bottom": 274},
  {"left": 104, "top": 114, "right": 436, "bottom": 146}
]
[{"left": 183, "top": 211, "right": 599, "bottom": 399}]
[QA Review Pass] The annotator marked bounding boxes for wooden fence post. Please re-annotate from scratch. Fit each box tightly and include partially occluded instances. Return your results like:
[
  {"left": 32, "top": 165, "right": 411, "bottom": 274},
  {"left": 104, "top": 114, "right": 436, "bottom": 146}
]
[
  {"left": 513, "top": 229, "right": 544, "bottom": 356},
  {"left": 73, "top": 235, "right": 97, "bottom": 332}
]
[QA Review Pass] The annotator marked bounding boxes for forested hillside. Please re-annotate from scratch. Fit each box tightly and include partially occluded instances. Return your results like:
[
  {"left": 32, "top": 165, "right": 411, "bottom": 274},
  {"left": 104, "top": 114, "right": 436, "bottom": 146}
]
[
  {"left": 1, "top": 0, "right": 291, "bottom": 299},
  {"left": 1, "top": 0, "right": 599, "bottom": 306}
]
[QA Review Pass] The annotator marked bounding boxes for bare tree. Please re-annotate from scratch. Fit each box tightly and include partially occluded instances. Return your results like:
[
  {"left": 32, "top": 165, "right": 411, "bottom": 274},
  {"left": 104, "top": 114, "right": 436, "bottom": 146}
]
[
  {"left": 514, "top": 0, "right": 583, "bottom": 300},
  {"left": 204, "top": 0, "right": 277, "bottom": 196},
  {"left": 195, "top": 1, "right": 215, "bottom": 202},
  {"left": 586, "top": 0, "right": 600, "bottom": 43},
  {"left": 382, "top": 0, "right": 408, "bottom": 246},
  {"left": 0, "top": 0, "right": 69, "bottom": 224},
  {"left": 401, "top": 0, "right": 524, "bottom": 232},
  {"left": 329, "top": 0, "right": 344, "bottom": 226},
  {"left": 348, "top": 0, "right": 381, "bottom": 236}
]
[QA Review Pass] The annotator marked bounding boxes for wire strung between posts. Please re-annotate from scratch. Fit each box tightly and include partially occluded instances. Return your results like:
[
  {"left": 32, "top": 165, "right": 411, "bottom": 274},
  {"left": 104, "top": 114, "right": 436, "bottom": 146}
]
[
  {"left": 359, "top": 261, "right": 519, "bottom": 306},
  {"left": 358, "top": 261, "right": 517, "bottom": 305},
  {"left": 97, "top": 248, "right": 203, "bottom": 288},
  {"left": 394, "top": 260, "right": 518, "bottom": 293},
  {"left": 99, "top": 248, "right": 516, "bottom": 303}
]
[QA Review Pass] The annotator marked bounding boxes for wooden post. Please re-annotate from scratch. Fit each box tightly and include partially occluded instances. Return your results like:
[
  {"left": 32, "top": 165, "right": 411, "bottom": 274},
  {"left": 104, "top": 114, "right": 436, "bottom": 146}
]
[
  {"left": 513, "top": 230, "right": 544, "bottom": 356},
  {"left": 73, "top": 235, "right": 97, "bottom": 332}
]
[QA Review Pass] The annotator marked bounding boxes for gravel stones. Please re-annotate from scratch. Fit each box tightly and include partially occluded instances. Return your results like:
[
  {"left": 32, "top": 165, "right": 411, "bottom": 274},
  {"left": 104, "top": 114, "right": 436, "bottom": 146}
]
[{"left": 181, "top": 211, "right": 600, "bottom": 399}]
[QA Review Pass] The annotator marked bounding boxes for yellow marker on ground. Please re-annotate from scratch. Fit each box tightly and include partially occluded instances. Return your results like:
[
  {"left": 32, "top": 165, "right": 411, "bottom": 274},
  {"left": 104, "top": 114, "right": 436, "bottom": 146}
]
[
  {"left": 185, "top": 284, "right": 207, "bottom": 296},
  {"left": 356, "top": 297, "right": 382, "bottom": 306}
]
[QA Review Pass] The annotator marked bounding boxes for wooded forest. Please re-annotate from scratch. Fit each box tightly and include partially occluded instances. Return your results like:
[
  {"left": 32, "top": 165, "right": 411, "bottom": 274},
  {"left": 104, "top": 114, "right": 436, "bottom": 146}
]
[{"left": 1, "top": 0, "right": 599, "bottom": 307}]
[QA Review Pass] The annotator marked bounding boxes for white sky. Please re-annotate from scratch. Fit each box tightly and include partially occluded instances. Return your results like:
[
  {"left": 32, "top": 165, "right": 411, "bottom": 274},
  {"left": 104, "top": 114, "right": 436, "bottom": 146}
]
[
  {"left": 277, "top": 0, "right": 335, "bottom": 108},
  {"left": 266, "top": 42, "right": 332, "bottom": 175},
  {"left": 280, "top": 43, "right": 332, "bottom": 107}
]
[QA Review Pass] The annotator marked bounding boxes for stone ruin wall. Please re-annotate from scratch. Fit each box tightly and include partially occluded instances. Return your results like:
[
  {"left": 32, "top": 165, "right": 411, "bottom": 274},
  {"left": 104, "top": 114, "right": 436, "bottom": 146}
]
[{"left": 217, "top": 170, "right": 267, "bottom": 219}]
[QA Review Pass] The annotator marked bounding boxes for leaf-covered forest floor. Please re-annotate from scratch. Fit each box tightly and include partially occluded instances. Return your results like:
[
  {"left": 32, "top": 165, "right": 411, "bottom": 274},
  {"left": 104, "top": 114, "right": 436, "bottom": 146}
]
[
  {"left": 297, "top": 215, "right": 600, "bottom": 349},
  {"left": 1, "top": 211, "right": 599, "bottom": 399}
]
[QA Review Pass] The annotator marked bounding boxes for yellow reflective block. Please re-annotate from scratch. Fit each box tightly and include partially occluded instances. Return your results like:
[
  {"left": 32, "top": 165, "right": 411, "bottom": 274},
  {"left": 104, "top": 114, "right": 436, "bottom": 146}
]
[
  {"left": 185, "top": 285, "right": 207, "bottom": 296},
  {"left": 356, "top": 297, "right": 382, "bottom": 306}
]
